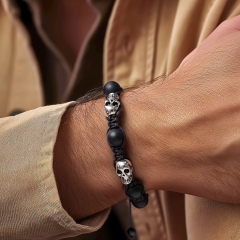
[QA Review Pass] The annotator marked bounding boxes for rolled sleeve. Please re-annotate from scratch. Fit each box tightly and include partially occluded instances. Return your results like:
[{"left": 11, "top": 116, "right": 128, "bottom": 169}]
[{"left": 0, "top": 102, "right": 110, "bottom": 240}]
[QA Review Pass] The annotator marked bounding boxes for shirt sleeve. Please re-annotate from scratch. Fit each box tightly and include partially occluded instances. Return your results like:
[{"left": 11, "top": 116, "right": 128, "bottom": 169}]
[{"left": 0, "top": 102, "right": 110, "bottom": 240}]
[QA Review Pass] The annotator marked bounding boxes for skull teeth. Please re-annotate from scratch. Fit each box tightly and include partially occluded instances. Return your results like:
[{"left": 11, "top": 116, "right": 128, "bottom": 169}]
[
  {"left": 104, "top": 99, "right": 120, "bottom": 115},
  {"left": 115, "top": 159, "right": 133, "bottom": 185}
]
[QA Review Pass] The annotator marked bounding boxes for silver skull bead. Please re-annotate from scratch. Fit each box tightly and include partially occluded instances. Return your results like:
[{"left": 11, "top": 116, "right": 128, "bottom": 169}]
[
  {"left": 116, "top": 159, "right": 133, "bottom": 185},
  {"left": 105, "top": 93, "right": 120, "bottom": 115}
]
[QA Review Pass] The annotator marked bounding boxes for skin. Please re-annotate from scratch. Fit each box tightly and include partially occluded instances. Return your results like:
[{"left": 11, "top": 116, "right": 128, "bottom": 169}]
[{"left": 54, "top": 15, "right": 240, "bottom": 221}]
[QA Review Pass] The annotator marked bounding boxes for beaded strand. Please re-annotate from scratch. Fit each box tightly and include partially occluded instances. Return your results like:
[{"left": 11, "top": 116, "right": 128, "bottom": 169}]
[{"left": 103, "top": 81, "right": 148, "bottom": 239}]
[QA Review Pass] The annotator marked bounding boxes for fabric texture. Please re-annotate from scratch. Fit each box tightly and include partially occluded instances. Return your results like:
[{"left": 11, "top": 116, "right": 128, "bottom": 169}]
[
  {"left": 1, "top": 0, "right": 240, "bottom": 239},
  {"left": 0, "top": 102, "right": 110, "bottom": 239}
]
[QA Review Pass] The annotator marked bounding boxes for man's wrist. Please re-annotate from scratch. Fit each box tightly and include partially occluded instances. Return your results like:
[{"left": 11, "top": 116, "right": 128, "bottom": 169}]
[
  {"left": 53, "top": 88, "right": 157, "bottom": 220},
  {"left": 53, "top": 99, "right": 122, "bottom": 220}
]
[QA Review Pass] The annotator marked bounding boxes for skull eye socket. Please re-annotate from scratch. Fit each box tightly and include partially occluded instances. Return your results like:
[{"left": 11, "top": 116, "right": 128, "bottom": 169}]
[
  {"left": 124, "top": 169, "right": 130, "bottom": 174},
  {"left": 117, "top": 170, "right": 122, "bottom": 175},
  {"left": 112, "top": 102, "right": 118, "bottom": 107},
  {"left": 106, "top": 102, "right": 110, "bottom": 106}
]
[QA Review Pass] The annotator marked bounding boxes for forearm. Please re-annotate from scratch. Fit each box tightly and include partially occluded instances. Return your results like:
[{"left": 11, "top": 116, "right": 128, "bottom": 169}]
[
  {"left": 53, "top": 87, "right": 157, "bottom": 220},
  {"left": 54, "top": 98, "right": 121, "bottom": 220}
]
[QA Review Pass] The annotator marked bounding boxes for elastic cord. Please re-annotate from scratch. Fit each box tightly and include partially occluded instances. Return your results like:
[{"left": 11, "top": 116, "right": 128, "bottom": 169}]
[{"left": 126, "top": 200, "right": 136, "bottom": 239}]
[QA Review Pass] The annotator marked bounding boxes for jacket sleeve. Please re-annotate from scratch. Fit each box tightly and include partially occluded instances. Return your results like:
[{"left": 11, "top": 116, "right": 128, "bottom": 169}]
[{"left": 0, "top": 102, "right": 110, "bottom": 240}]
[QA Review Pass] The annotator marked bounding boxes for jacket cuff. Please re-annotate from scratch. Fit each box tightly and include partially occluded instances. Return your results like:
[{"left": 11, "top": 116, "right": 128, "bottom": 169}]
[
  {"left": 0, "top": 102, "right": 110, "bottom": 240},
  {"left": 40, "top": 102, "right": 111, "bottom": 238}
]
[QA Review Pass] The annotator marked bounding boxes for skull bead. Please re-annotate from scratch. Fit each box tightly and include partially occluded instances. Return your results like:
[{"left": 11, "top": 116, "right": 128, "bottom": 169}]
[
  {"left": 105, "top": 93, "right": 120, "bottom": 115},
  {"left": 116, "top": 159, "right": 133, "bottom": 185}
]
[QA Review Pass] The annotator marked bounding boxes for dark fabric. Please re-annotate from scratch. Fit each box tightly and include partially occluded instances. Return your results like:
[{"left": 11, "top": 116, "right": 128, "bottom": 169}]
[
  {"left": 65, "top": 0, "right": 115, "bottom": 102},
  {"left": 18, "top": 0, "right": 60, "bottom": 105},
  {"left": 72, "top": 210, "right": 128, "bottom": 240}
]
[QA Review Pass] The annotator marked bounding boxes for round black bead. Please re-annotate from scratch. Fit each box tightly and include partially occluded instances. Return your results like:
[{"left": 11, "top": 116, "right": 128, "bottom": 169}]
[
  {"left": 107, "top": 128, "right": 125, "bottom": 147},
  {"left": 131, "top": 194, "right": 149, "bottom": 208},
  {"left": 125, "top": 183, "right": 144, "bottom": 199},
  {"left": 103, "top": 81, "right": 122, "bottom": 95},
  {"left": 127, "top": 227, "right": 136, "bottom": 239}
]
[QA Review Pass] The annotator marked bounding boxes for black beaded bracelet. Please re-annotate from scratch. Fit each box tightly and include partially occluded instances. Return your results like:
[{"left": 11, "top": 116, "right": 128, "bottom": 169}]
[{"left": 103, "top": 81, "right": 148, "bottom": 239}]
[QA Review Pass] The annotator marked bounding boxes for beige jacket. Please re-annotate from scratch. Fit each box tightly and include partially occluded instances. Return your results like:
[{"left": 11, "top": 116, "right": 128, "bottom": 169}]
[{"left": 1, "top": 0, "right": 240, "bottom": 239}]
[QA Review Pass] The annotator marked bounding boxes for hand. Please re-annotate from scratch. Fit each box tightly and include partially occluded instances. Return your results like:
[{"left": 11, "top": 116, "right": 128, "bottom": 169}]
[{"left": 128, "top": 15, "right": 240, "bottom": 203}]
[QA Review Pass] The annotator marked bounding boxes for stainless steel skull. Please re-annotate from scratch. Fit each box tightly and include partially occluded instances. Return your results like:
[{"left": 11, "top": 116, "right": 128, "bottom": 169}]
[
  {"left": 105, "top": 93, "right": 120, "bottom": 115},
  {"left": 116, "top": 159, "right": 133, "bottom": 185}
]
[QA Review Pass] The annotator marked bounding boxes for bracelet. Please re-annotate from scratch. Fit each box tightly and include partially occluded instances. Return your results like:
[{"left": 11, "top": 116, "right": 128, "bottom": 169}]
[{"left": 103, "top": 81, "right": 148, "bottom": 239}]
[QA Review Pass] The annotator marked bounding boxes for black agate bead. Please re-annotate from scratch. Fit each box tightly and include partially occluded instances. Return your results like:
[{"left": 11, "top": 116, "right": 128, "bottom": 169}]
[
  {"left": 131, "top": 194, "right": 149, "bottom": 208},
  {"left": 103, "top": 81, "right": 123, "bottom": 95},
  {"left": 107, "top": 128, "right": 125, "bottom": 147},
  {"left": 125, "top": 181, "right": 149, "bottom": 208},
  {"left": 125, "top": 182, "right": 144, "bottom": 199},
  {"left": 127, "top": 227, "right": 136, "bottom": 239}
]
